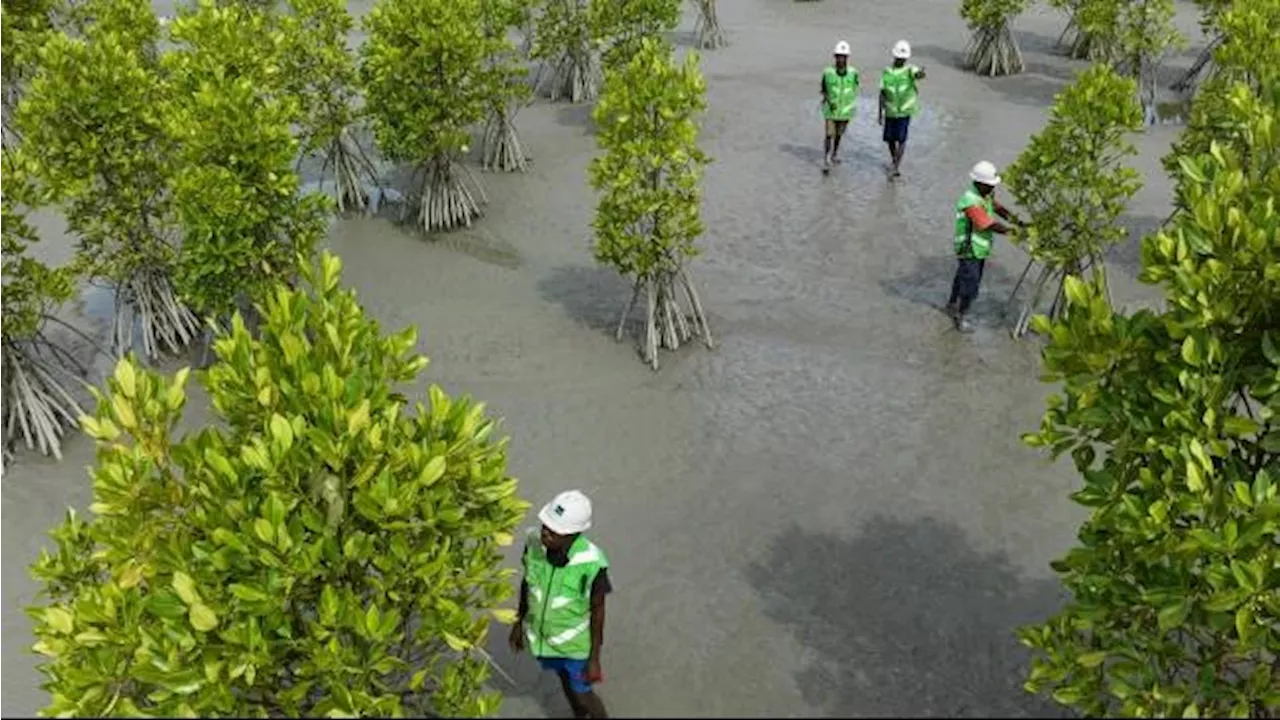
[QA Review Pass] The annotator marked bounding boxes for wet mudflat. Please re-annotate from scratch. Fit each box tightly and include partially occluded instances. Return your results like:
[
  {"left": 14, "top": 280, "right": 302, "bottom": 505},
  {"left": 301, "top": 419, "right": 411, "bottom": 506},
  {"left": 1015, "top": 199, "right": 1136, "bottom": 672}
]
[{"left": 3, "top": 0, "right": 1203, "bottom": 716}]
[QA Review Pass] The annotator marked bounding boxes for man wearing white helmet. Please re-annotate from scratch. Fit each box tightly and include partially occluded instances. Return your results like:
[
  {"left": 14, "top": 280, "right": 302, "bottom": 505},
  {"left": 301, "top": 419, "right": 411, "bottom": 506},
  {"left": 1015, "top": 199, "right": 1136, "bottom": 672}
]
[
  {"left": 510, "top": 490, "right": 612, "bottom": 718},
  {"left": 946, "top": 161, "right": 1024, "bottom": 332},
  {"left": 877, "top": 40, "right": 926, "bottom": 179},
  {"left": 820, "top": 40, "right": 860, "bottom": 174}
]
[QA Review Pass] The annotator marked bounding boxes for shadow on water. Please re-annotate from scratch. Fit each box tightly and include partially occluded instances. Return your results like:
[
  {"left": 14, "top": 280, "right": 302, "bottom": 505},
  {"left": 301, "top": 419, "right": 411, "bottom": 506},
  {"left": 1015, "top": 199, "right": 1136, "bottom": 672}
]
[
  {"left": 881, "top": 253, "right": 1021, "bottom": 328},
  {"left": 537, "top": 265, "right": 634, "bottom": 335},
  {"left": 778, "top": 141, "right": 881, "bottom": 171},
  {"left": 746, "top": 516, "right": 1067, "bottom": 717}
]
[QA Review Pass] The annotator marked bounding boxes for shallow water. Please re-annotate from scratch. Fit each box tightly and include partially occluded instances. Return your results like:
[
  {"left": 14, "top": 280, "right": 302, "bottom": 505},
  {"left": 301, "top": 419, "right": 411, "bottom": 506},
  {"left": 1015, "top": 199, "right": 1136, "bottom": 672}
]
[{"left": 3, "top": 0, "right": 1205, "bottom": 715}]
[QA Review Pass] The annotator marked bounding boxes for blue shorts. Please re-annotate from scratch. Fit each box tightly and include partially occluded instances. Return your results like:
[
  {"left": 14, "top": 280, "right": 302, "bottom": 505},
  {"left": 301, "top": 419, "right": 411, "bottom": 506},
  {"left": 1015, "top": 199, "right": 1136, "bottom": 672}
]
[
  {"left": 883, "top": 115, "right": 911, "bottom": 143},
  {"left": 537, "top": 656, "right": 593, "bottom": 694}
]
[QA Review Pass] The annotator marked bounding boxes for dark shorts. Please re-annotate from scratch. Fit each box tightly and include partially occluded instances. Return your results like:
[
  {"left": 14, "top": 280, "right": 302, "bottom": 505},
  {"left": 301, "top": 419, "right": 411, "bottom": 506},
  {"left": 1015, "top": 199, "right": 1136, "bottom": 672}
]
[
  {"left": 538, "top": 656, "right": 593, "bottom": 694},
  {"left": 883, "top": 115, "right": 911, "bottom": 143}
]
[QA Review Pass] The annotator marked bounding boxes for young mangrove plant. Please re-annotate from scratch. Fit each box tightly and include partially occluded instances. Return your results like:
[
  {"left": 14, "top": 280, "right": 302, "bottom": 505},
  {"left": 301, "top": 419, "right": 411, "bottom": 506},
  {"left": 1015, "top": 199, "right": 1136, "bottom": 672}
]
[
  {"left": 692, "top": 0, "right": 728, "bottom": 50},
  {"left": 1, "top": 156, "right": 83, "bottom": 465},
  {"left": 590, "top": 38, "right": 714, "bottom": 370},
  {"left": 480, "top": 0, "right": 534, "bottom": 173},
  {"left": 532, "top": 0, "right": 601, "bottom": 103},
  {"left": 362, "top": 0, "right": 509, "bottom": 232},
  {"left": 26, "top": 251, "right": 530, "bottom": 717},
  {"left": 164, "top": 0, "right": 328, "bottom": 344},
  {"left": 1002, "top": 64, "right": 1143, "bottom": 338},
  {"left": 960, "top": 0, "right": 1027, "bottom": 76},
  {"left": 281, "top": 0, "right": 380, "bottom": 214},
  {"left": 590, "top": 0, "right": 681, "bottom": 68},
  {"left": 14, "top": 0, "right": 200, "bottom": 361}
]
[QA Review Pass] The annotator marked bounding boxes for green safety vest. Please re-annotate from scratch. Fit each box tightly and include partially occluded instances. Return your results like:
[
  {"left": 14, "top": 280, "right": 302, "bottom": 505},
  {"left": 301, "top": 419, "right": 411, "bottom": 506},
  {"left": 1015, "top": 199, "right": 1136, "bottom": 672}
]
[
  {"left": 880, "top": 64, "right": 920, "bottom": 118},
  {"left": 823, "top": 66, "right": 859, "bottom": 121},
  {"left": 522, "top": 531, "right": 609, "bottom": 660},
  {"left": 954, "top": 185, "right": 995, "bottom": 260}
]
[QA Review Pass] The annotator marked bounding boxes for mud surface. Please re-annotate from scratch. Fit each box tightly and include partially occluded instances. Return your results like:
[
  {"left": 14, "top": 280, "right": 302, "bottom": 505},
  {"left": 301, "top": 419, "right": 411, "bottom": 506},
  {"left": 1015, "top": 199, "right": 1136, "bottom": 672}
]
[{"left": 3, "top": 0, "right": 1205, "bottom": 716}]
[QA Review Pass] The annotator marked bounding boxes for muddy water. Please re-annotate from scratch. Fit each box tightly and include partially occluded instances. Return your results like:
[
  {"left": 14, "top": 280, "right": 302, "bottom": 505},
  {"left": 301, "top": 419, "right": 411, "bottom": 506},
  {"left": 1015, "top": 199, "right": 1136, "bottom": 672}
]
[{"left": 3, "top": 0, "right": 1204, "bottom": 716}]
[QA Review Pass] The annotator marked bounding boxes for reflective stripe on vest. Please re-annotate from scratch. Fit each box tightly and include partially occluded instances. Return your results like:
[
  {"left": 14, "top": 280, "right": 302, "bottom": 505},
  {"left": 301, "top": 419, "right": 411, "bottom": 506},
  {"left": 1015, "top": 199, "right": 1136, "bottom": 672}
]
[
  {"left": 953, "top": 185, "right": 995, "bottom": 259},
  {"left": 823, "top": 66, "right": 859, "bottom": 120},
  {"left": 881, "top": 65, "right": 919, "bottom": 117},
  {"left": 522, "top": 532, "right": 609, "bottom": 660}
]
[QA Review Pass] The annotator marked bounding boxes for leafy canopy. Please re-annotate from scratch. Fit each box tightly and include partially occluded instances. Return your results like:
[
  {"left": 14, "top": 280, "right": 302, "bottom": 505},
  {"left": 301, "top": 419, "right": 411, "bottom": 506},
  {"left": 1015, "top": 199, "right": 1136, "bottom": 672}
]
[
  {"left": 590, "top": 37, "right": 710, "bottom": 281},
  {"left": 1003, "top": 64, "right": 1143, "bottom": 269},
  {"left": 1163, "top": 0, "right": 1280, "bottom": 191},
  {"left": 360, "top": 0, "right": 511, "bottom": 164},
  {"left": 278, "top": 0, "right": 360, "bottom": 158},
  {"left": 1019, "top": 74, "right": 1280, "bottom": 718},
  {"left": 28, "top": 252, "right": 530, "bottom": 717},
  {"left": 163, "top": 0, "right": 327, "bottom": 322},
  {"left": 1, "top": 152, "right": 75, "bottom": 342},
  {"left": 589, "top": 0, "right": 682, "bottom": 65},
  {"left": 13, "top": 0, "right": 174, "bottom": 286},
  {"left": 960, "top": 0, "right": 1027, "bottom": 29}
]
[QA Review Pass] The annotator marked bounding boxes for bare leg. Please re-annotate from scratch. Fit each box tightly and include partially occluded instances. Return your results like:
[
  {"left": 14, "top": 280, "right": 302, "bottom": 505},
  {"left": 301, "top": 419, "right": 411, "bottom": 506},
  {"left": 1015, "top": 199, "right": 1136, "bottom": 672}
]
[
  {"left": 556, "top": 671, "right": 589, "bottom": 718},
  {"left": 575, "top": 690, "right": 609, "bottom": 719}
]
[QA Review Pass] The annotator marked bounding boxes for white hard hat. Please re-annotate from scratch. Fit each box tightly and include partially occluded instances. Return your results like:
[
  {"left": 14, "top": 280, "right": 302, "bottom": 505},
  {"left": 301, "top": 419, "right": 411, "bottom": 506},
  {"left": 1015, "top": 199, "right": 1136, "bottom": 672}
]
[
  {"left": 969, "top": 160, "right": 1001, "bottom": 186},
  {"left": 892, "top": 40, "right": 911, "bottom": 59},
  {"left": 833, "top": 40, "right": 850, "bottom": 56},
  {"left": 539, "top": 490, "right": 593, "bottom": 535}
]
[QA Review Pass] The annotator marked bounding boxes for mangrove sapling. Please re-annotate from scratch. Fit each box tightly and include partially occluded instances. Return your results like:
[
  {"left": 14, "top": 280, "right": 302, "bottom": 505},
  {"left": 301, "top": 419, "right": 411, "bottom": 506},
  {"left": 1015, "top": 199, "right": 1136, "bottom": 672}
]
[
  {"left": 1050, "top": 0, "right": 1109, "bottom": 59},
  {"left": 362, "top": 0, "right": 509, "bottom": 232},
  {"left": 480, "top": 0, "right": 534, "bottom": 173},
  {"left": 1109, "top": 0, "right": 1184, "bottom": 124},
  {"left": 590, "top": 0, "right": 681, "bottom": 68},
  {"left": 1, "top": 173, "right": 85, "bottom": 463},
  {"left": 691, "top": 0, "right": 727, "bottom": 50},
  {"left": 27, "top": 251, "right": 529, "bottom": 718},
  {"left": 14, "top": 2, "right": 200, "bottom": 362},
  {"left": 164, "top": 0, "right": 328, "bottom": 343},
  {"left": 532, "top": 0, "right": 601, "bottom": 103},
  {"left": 281, "top": 0, "right": 381, "bottom": 214},
  {"left": 960, "top": 0, "right": 1027, "bottom": 77},
  {"left": 590, "top": 38, "right": 714, "bottom": 370},
  {"left": 1002, "top": 64, "right": 1143, "bottom": 338},
  {"left": 1019, "top": 77, "right": 1280, "bottom": 720}
]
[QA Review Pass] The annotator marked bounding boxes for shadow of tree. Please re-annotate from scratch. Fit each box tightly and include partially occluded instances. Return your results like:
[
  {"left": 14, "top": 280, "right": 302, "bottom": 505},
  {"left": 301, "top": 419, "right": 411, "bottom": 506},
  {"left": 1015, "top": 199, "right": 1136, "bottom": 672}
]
[
  {"left": 746, "top": 516, "right": 1068, "bottom": 717},
  {"left": 555, "top": 104, "right": 597, "bottom": 137},
  {"left": 537, "top": 265, "right": 635, "bottom": 336}
]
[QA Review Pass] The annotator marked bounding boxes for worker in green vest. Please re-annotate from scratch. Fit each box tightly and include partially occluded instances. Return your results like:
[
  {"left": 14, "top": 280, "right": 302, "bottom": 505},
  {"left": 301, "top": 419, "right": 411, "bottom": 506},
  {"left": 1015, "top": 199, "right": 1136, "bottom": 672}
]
[
  {"left": 820, "top": 40, "right": 859, "bottom": 174},
  {"left": 947, "top": 161, "right": 1024, "bottom": 332},
  {"left": 877, "top": 40, "right": 926, "bottom": 179},
  {"left": 510, "top": 490, "right": 612, "bottom": 718}
]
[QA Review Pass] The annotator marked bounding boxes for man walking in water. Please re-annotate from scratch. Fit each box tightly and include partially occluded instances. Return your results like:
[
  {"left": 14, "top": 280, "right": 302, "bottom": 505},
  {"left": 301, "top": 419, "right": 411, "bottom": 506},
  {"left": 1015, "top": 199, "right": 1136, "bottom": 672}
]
[
  {"left": 510, "top": 490, "right": 612, "bottom": 719},
  {"left": 877, "top": 40, "right": 926, "bottom": 179},
  {"left": 821, "top": 40, "right": 859, "bottom": 174},
  {"left": 947, "top": 161, "right": 1023, "bottom": 332}
]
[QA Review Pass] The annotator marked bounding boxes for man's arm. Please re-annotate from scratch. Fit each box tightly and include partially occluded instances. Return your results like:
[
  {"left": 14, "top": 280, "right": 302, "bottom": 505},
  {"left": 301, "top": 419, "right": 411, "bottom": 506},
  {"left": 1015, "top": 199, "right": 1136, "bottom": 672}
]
[
  {"left": 993, "top": 199, "right": 1024, "bottom": 225},
  {"left": 914, "top": 65, "right": 927, "bottom": 80},
  {"left": 965, "top": 204, "right": 1014, "bottom": 235},
  {"left": 588, "top": 569, "right": 611, "bottom": 670},
  {"left": 517, "top": 579, "right": 529, "bottom": 621}
]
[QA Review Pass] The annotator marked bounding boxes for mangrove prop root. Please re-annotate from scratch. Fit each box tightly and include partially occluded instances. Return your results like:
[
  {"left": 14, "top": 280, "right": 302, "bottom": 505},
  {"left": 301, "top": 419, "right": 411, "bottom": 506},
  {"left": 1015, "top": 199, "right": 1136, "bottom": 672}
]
[
  {"left": 415, "top": 155, "right": 487, "bottom": 233},
  {"left": 323, "top": 127, "right": 381, "bottom": 215},
  {"left": 616, "top": 268, "right": 714, "bottom": 370},
  {"left": 692, "top": 0, "right": 728, "bottom": 50},
  {"left": 965, "top": 21, "right": 1025, "bottom": 77},
  {"left": 2, "top": 336, "right": 87, "bottom": 463},
  {"left": 1172, "top": 35, "right": 1223, "bottom": 94},
  {"left": 113, "top": 266, "right": 201, "bottom": 361},
  {"left": 1007, "top": 255, "right": 1111, "bottom": 339},
  {"left": 1057, "top": 17, "right": 1100, "bottom": 60},
  {"left": 548, "top": 48, "right": 602, "bottom": 103},
  {"left": 482, "top": 105, "right": 531, "bottom": 173}
]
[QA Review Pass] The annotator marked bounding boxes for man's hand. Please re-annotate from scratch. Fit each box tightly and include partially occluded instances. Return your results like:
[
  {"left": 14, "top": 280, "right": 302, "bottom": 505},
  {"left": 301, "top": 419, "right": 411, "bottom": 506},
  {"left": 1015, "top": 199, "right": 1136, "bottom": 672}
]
[
  {"left": 508, "top": 621, "right": 525, "bottom": 653},
  {"left": 586, "top": 656, "right": 604, "bottom": 684}
]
